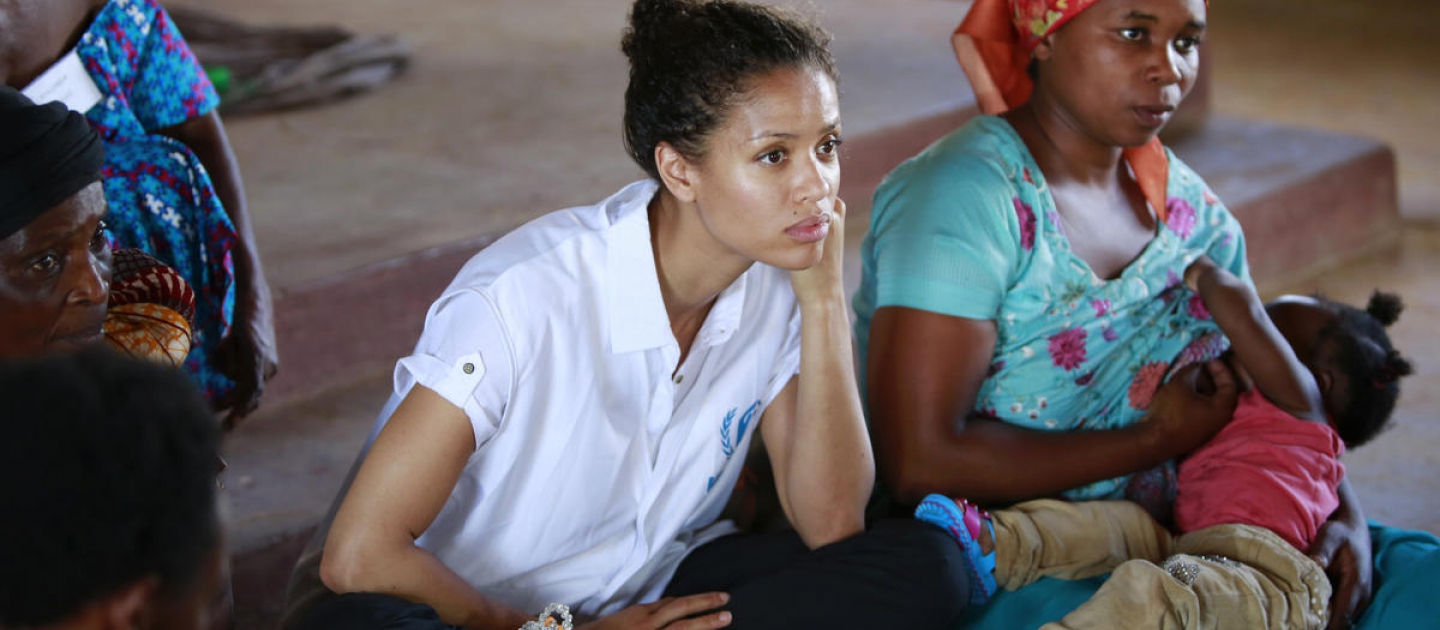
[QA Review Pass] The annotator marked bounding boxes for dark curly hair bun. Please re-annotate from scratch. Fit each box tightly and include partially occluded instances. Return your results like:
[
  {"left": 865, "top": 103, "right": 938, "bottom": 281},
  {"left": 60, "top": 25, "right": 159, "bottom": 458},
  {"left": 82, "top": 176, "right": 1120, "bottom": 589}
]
[
  {"left": 621, "top": 0, "right": 836, "bottom": 180},
  {"left": 1318, "top": 290, "right": 1413, "bottom": 448},
  {"left": 1382, "top": 349, "right": 1414, "bottom": 381},
  {"left": 621, "top": 0, "right": 694, "bottom": 74},
  {"left": 1366, "top": 290, "right": 1404, "bottom": 327}
]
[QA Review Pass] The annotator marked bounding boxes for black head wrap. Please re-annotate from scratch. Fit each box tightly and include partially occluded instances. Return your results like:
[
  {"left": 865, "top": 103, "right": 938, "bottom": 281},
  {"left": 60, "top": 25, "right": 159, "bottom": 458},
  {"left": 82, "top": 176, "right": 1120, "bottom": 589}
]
[{"left": 0, "top": 86, "right": 105, "bottom": 240}]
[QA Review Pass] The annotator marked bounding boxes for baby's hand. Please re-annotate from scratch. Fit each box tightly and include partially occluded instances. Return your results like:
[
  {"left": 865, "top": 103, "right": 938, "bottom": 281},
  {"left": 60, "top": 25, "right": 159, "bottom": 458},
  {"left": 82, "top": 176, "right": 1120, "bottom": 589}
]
[{"left": 1183, "top": 255, "right": 1218, "bottom": 293}]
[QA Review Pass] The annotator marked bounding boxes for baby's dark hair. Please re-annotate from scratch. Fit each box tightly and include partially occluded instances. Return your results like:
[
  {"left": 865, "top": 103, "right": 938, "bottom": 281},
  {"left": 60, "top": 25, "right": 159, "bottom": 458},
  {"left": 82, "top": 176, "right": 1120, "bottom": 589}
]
[
  {"left": 621, "top": 0, "right": 837, "bottom": 180},
  {"left": 0, "top": 347, "right": 220, "bottom": 627},
  {"left": 1317, "top": 291, "right": 1413, "bottom": 448}
]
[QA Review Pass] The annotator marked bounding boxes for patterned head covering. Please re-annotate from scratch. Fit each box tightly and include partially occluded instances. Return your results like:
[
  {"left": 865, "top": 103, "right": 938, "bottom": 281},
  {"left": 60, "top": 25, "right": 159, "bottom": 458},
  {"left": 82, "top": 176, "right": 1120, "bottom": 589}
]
[
  {"left": 1015, "top": 0, "right": 1105, "bottom": 50},
  {"left": 952, "top": 0, "right": 1206, "bottom": 221},
  {"left": 0, "top": 86, "right": 105, "bottom": 240},
  {"left": 105, "top": 248, "right": 196, "bottom": 368}
]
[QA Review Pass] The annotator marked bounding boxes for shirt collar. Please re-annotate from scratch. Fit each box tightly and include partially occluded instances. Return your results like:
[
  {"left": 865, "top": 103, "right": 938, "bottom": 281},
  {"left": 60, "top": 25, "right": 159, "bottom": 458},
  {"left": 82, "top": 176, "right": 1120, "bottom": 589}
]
[
  {"left": 606, "top": 180, "right": 749, "bottom": 354},
  {"left": 607, "top": 180, "right": 673, "bottom": 354}
]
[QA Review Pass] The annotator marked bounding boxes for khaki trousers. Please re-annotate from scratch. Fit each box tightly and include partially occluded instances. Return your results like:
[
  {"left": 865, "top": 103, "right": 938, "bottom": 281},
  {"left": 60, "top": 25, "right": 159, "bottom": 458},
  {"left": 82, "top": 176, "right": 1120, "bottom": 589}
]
[{"left": 992, "top": 499, "right": 1331, "bottom": 630}]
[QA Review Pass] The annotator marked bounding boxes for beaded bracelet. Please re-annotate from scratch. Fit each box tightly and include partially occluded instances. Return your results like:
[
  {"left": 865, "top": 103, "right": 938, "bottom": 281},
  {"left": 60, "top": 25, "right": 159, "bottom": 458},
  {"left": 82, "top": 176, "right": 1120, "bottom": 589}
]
[{"left": 519, "top": 603, "right": 573, "bottom": 630}]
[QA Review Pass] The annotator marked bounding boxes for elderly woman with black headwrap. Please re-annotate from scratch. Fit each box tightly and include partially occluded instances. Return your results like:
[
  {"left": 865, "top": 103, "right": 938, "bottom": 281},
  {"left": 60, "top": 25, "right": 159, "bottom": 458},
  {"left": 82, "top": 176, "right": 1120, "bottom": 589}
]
[
  {"left": 3, "top": 0, "right": 277, "bottom": 428},
  {"left": 1, "top": 85, "right": 194, "bottom": 366}
]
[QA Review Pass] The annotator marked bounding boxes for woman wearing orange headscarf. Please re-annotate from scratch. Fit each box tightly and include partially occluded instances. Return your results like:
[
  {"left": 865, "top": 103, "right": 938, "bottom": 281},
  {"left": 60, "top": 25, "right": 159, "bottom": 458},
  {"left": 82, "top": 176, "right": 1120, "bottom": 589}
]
[{"left": 854, "top": 0, "right": 1439, "bottom": 628}]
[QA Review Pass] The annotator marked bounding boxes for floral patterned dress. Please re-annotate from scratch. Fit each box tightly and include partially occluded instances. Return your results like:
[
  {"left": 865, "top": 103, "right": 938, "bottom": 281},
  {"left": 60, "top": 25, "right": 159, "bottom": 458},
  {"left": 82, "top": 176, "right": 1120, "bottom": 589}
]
[
  {"left": 76, "top": 0, "right": 237, "bottom": 401},
  {"left": 853, "top": 115, "right": 1249, "bottom": 508}
]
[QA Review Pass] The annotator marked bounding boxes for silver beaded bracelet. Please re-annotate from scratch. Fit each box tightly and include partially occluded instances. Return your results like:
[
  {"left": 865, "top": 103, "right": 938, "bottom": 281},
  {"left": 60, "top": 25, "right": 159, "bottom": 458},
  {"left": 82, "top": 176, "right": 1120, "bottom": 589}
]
[{"left": 519, "top": 603, "right": 573, "bottom": 630}]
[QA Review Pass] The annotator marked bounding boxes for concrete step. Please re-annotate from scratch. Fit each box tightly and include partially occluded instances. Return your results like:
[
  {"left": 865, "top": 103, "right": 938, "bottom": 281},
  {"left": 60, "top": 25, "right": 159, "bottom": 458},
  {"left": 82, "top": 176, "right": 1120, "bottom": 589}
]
[{"left": 1168, "top": 116, "right": 1401, "bottom": 290}]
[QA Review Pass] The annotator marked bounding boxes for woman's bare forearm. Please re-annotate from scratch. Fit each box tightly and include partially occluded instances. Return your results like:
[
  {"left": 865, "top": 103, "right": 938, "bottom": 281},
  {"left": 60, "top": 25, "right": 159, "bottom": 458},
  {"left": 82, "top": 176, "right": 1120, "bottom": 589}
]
[
  {"left": 783, "top": 297, "right": 874, "bottom": 546},
  {"left": 867, "top": 306, "right": 1235, "bottom": 507},
  {"left": 879, "top": 411, "right": 1166, "bottom": 506},
  {"left": 323, "top": 538, "right": 530, "bottom": 630},
  {"left": 322, "top": 387, "right": 530, "bottom": 630}
]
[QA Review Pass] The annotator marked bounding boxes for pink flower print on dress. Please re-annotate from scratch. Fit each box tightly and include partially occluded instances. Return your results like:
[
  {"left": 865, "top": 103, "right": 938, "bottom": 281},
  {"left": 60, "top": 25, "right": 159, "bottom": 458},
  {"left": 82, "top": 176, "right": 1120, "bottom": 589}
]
[
  {"left": 1187, "top": 295, "right": 1211, "bottom": 320},
  {"left": 1204, "top": 188, "right": 1220, "bottom": 206},
  {"left": 1166, "top": 197, "right": 1197, "bottom": 239},
  {"left": 1091, "top": 299, "right": 1112, "bottom": 317},
  {"left": 1048, "top": 327, "right": 1088, "bottom": 371},
  {"left": 1014, "top": 197, "right": 1037, "bottom": 251},
  {"left": 1128, "top": 361, "right": 1169, "bottom": 410}
]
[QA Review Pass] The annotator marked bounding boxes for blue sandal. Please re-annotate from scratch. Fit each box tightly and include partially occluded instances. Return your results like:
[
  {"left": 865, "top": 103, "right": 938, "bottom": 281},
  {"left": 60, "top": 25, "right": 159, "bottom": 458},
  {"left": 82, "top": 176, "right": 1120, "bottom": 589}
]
[{"left": 915, "top": 493, "right": 999, "bottom": 605}]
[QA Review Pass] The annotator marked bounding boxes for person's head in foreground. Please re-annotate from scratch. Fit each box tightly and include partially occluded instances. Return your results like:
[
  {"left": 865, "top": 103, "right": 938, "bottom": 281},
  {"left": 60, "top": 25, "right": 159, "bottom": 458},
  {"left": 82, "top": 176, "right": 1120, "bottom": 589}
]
[
  {"left": 623, "top": 0, "right": 842, "bottom": 271},
  {"left": 1267, "top": 291, "right": 1413, "bottom": 448},
  {"left": 0, "top": 85, "right": 112, "bottom": 357},
  {"left": 0, "top": 347, "right": 223, "bottom": 630}
]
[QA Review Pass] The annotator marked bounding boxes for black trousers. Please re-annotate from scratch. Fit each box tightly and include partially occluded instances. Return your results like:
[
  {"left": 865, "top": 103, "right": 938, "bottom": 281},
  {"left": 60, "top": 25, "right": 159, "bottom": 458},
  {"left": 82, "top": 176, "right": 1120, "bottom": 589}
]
[
  {"left": 665, "top": 519, "right": 971, "bottom": 628},
  {"left": 294, "top": 519, "right": 970, "bottom": 630}
]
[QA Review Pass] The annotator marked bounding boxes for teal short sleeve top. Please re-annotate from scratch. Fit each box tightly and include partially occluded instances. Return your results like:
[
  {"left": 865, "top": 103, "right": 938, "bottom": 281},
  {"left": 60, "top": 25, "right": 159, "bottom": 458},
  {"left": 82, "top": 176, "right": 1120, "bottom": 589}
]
[{"left": 854, "top": 115, "right": 1251, "bottom": 501}]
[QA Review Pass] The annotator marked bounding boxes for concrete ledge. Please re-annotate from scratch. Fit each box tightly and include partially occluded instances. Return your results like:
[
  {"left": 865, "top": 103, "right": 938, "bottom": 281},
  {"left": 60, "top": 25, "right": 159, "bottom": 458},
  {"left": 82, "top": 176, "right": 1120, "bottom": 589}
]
[
  {"left": 1170, "top": 116, "right": 1401, "bottom": 291},
  {"left": 265, "top": 235, "right": 498, "bottom": 404}
]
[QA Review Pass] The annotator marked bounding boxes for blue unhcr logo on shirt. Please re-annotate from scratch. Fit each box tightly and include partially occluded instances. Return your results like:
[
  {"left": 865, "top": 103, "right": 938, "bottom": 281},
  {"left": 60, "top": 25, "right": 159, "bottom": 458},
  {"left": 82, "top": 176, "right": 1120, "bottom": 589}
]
[{"left": 708, "top": 400, "right": 761, "bottom": 491}]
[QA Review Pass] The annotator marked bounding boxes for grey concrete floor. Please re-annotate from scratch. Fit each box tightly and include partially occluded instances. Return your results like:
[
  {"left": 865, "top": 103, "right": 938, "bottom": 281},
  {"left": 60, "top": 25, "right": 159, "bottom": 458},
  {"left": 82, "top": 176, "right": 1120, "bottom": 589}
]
[{"left": 210, "top": 0, "right": 1440, "bottom": 546}]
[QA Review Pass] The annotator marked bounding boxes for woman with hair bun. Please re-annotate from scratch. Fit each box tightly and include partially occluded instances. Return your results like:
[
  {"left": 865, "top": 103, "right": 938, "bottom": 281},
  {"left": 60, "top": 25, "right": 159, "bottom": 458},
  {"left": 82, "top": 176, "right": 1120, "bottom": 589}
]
[{"left": 285, "top": 1, "right": 973, "bottom": 628}]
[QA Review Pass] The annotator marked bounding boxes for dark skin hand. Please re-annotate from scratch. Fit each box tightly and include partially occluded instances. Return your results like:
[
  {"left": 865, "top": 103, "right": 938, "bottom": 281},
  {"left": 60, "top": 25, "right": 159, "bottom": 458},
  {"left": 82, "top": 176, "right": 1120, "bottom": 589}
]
[{"left": 160, "top": 112, "right": 278, "bottom": 429}]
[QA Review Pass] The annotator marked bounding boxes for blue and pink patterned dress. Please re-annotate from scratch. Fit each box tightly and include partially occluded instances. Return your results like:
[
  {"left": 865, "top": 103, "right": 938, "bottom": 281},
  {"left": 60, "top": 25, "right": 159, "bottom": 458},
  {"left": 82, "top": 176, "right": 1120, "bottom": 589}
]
[
  {"left": 853, "top": 115, "right": 1249, "bottom": 510},
  {"left": 77, "top": 0, "right": 237, "bottom": 401}
]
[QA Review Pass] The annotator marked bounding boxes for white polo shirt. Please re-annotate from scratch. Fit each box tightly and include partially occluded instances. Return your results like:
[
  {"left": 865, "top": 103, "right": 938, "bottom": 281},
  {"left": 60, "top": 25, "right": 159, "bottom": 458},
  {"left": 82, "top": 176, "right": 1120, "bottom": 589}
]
[{"left": 385, "top": 180, "right": 803, "bottom": 619}]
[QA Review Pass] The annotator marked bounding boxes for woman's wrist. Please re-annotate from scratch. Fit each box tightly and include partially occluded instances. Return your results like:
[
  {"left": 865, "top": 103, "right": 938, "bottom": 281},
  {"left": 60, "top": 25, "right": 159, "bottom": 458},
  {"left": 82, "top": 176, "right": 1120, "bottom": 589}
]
[
  {"left": 796, "top": 291, "right": 849, "bottom": 317},
  {"left": 1124, "top": 418, "right": 1170, "bottom": 462}
]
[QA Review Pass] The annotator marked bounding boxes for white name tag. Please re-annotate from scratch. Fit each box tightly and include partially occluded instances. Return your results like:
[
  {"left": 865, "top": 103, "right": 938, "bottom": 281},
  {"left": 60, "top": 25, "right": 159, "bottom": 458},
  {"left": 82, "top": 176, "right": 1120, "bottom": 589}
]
[{"left": 22, "top": 49, "right": 103, "bottom": 114}]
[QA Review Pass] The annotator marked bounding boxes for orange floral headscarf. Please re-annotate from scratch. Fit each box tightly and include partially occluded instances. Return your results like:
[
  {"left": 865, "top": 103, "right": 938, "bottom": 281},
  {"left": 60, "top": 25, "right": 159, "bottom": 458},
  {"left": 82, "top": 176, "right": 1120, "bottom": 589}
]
[{"left": 952, "top": 0, "right": 1204, "bottom": 221}]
